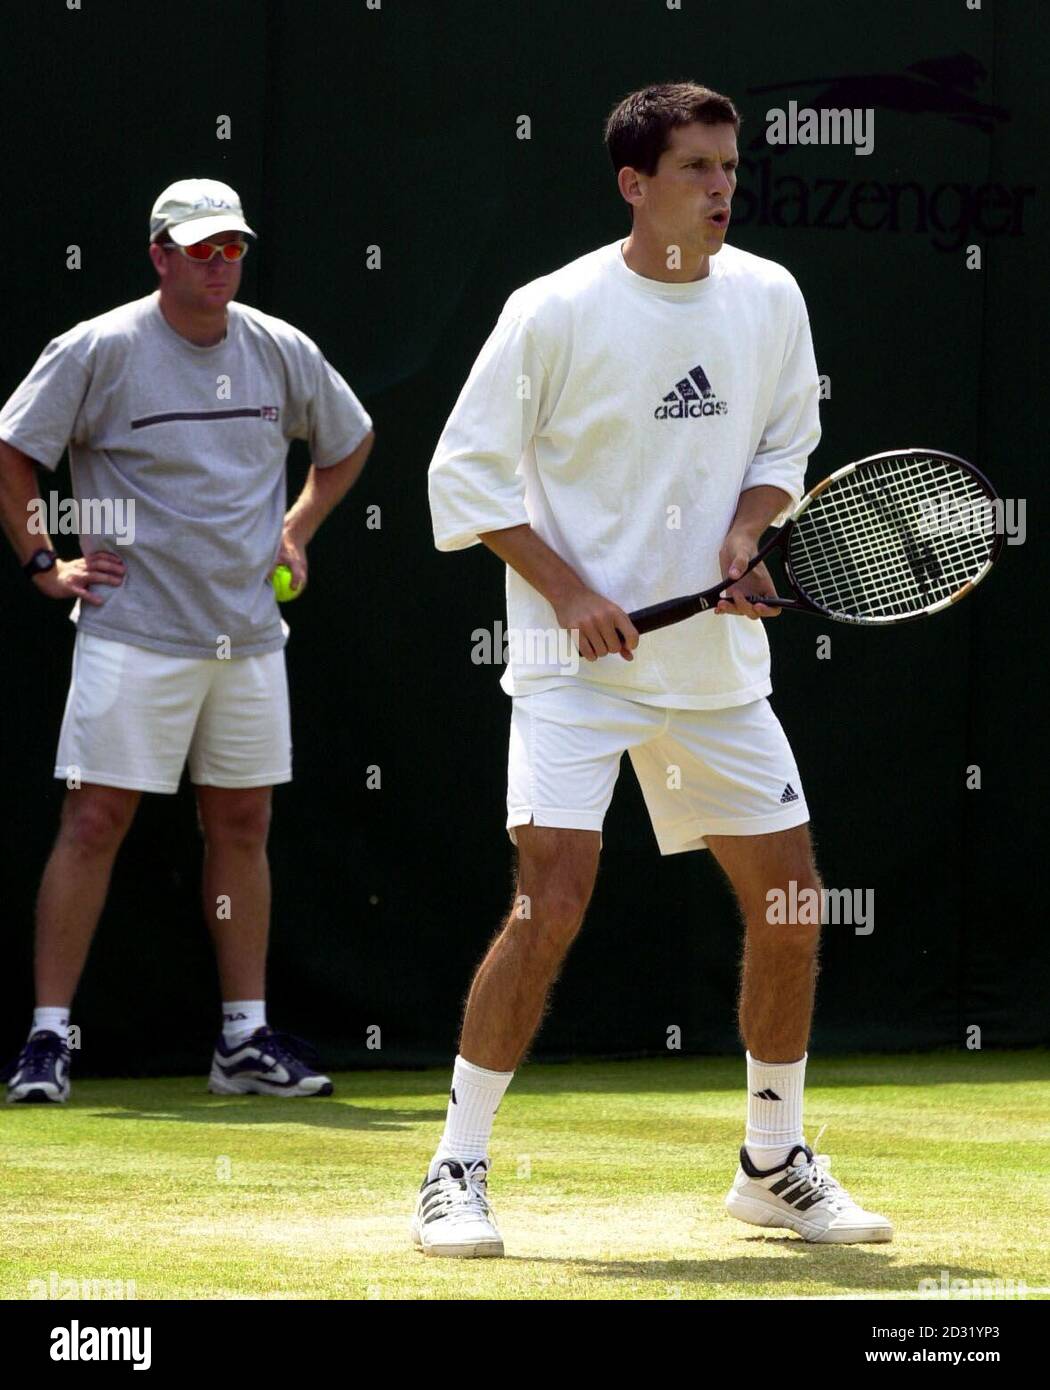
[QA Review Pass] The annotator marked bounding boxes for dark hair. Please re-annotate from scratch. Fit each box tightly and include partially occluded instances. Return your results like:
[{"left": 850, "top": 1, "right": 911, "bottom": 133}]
[{"left": 604, "top": 82, "right": 740, "bottom": 176}]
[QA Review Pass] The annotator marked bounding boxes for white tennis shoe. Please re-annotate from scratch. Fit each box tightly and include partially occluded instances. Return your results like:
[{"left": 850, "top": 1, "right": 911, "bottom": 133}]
[
  {"left": 725, "top": 1142, "right": 893, "bottom": 1243},
  {"left": 411, "top": 1157, "right": 504, "bottom": 1258}
]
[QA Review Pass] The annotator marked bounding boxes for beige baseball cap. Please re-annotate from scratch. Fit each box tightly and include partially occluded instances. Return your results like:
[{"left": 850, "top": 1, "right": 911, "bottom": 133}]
[{"left": 149, "top": 178, "right": 256, "bottom": 245}]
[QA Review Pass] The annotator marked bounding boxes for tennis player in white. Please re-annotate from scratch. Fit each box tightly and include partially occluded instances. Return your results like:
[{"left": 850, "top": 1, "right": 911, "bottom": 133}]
[{"left": 419, "top": 83, "right": 891, "bottom": 1255}]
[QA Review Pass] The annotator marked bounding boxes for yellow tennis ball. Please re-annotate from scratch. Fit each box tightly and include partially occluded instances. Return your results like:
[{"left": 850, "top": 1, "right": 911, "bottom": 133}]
[{"left": 272, "top": 565, "right": 302, "bottom": 603}]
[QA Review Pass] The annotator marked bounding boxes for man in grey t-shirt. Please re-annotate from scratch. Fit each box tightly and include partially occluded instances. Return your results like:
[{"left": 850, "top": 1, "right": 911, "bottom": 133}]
[{"left": 0, "top": 178, "right": 374, "bottom": 1103}]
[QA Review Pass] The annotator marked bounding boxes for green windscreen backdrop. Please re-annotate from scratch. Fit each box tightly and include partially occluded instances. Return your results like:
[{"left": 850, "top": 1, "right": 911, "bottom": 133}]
[{"left": 1, "top": 0, "right": 1046, "bottom": 1073}]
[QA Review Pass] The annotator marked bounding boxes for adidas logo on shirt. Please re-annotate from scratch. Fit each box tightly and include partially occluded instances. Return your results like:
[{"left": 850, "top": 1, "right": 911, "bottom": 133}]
[
  {"left": 780, "top": 783, "right": 799, "bottom": 804},
  {"left": 654, "top": 364, "right": 729, "bottom": 419}
]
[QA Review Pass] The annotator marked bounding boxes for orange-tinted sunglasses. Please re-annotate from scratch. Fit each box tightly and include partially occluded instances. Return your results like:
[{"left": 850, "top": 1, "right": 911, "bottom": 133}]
[{"left": 164, "top": 239, "right": 249, "bottom": 263}]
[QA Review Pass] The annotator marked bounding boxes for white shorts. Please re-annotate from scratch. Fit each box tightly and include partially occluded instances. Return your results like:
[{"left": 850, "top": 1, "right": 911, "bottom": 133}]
[
  {"left": 54, "top": 631, "right": 292, "bottom": 794},
  {"left": 507, "top": 684, "right": 809, "bottom": 855}
]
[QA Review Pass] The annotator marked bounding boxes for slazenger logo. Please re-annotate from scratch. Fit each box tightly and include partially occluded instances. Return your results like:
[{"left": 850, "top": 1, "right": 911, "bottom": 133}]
[
  {"left": 654, "top": 364, "right": 729, "bottom": 420},
  {"left": 738, "top": 54, "right": 1030, "bottom": 253}
]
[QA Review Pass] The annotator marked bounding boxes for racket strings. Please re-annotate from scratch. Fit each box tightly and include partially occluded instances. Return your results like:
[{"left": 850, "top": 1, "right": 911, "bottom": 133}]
[
  {"left": 799, "top": 476, "right": 988, "bottom": 615},
  {"left": 788, "top": 455, "right": 998, "bottom": 620}
]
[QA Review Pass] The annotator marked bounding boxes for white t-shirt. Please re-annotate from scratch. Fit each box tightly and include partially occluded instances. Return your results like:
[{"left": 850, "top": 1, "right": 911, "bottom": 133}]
[{"left": 428, "top": 240, "right": 820, "bottom": 708}]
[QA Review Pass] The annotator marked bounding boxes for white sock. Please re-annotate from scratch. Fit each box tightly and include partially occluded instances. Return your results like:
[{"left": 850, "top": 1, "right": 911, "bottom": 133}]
[
  {"left": 744, "top": 1051, "right": 807, "bottom": 1170},
  {"left": 432, "top": 1054, "right": 514, "bottom": 1167},
  {"left": 222, "top": 1000, "right": 266, "bottom": 1046},
  {"left": 31, "top": 1007, "right": 70, "bottom": 1041}
]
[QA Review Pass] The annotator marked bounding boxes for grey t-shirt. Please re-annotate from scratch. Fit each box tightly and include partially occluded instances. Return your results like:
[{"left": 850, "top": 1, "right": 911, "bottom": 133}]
[{"left": 0, "top": 292, "right": 372, "bottom": 657}]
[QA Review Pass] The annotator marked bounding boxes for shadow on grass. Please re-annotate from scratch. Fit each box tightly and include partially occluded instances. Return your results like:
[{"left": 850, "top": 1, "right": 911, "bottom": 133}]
[
  {"left": 18, "top": 1051, "right": 1050, "bottom": 1100},
  {"left": 89, "top": 1099, "right": 445, "bottom": 1131},
  {"left": 502, "top": 1247, "right": 1011, "bottom": 1295}
]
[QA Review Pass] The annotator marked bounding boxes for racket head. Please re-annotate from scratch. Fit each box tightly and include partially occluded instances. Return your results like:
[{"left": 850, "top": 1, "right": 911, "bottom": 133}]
[{"left": 783, "top": 448, "right": 1004, "bottom": 625}]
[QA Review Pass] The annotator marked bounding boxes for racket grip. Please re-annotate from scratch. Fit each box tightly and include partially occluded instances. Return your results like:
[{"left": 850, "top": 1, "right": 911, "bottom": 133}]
[
  {"left": 624, "top": 593, "right": 805, "bottom": 639},
  {"left": 626, "top": 595, "right": 710, "bottom": 634}
]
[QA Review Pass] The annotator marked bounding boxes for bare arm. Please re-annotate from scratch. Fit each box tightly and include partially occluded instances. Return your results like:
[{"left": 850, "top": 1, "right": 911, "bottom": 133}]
[
  {"left": 716, "top": 483, "right": 792, "bottom": 619},
  {"left": 478, "top": 522, "right": 638, "bottom": 662},
  {"left": 0, "top": 437, "right": 124, "bottom": 604},
  {"left": 0, "top": 436, "right": 53, "bottom": 564},
  {"left": 276, "top": 429, "right": 375, "bottom": 591}
]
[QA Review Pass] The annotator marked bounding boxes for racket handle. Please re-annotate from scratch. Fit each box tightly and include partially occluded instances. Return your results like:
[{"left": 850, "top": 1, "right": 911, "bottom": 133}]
[
  {"left": 627, "top": 594, "right": 711, "bottom": 635},
  {"left": 624, "top": 593, "right": 805, "bottom": 638}
]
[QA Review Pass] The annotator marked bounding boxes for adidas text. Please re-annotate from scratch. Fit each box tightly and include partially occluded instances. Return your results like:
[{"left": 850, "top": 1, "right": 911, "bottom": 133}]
[{"left": 654, "top": 399, "right": 729, "bottom": 419}]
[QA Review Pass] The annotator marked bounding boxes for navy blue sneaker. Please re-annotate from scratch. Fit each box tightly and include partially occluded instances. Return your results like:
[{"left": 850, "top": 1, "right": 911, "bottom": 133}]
[
  {"left": 208, "top": 1027, "right": 333, "bottom": 1097},
  {"left": 2, "top": 1030, "right": 72, "bottom": 1104}
]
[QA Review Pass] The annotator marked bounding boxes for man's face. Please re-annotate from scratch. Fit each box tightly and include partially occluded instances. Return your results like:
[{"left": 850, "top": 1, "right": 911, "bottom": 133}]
[
  {"left": 633, "top": 121, "right": 738, "bottom": 256},
  {"left": 151, "top": 229, "right": 244, "bottom": 312}
]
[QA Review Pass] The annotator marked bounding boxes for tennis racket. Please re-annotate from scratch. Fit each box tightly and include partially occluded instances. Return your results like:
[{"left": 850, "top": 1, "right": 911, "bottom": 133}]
[{"left": 626, "top": 449, "right": 1003, "bottom": 635}]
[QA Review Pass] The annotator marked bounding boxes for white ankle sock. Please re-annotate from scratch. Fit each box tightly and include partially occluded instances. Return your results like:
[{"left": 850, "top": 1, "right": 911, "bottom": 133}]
[
  {"left": 31, "top": 1007, "right": 70, "bottom": 1041},
  {"left": 744, "top": 1051, "right": 807, "bottom": 1170},
  {"left": 433, "top": 1054, "right": 513, "bottom": 1166},
  {"left": 222, "top": 1000, "right": 266, "bottom": 1046}
]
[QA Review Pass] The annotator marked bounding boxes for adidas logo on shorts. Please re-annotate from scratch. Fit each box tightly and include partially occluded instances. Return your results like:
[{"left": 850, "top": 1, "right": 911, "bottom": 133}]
[{"left": 780, "top": 783, "right": 799, "bottom": 804}]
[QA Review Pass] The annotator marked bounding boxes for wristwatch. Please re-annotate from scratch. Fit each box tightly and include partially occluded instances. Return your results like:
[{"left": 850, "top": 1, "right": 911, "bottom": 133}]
[{"left": 23, "top": 548, "right": 57, "bottom": 580}]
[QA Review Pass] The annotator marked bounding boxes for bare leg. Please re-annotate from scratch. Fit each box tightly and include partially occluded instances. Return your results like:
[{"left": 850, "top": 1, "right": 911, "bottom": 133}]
[
  {"left": 35, "top": 784, "right": 142, "bottom": 1006},
  {"left": 195, "top": 785, "right": 272, "bottom": 1000},
  {"left": 459, "top": 825, "right": 600, "bottom": 1071},
  {"left": 706, "top": 825, "right": 822, "bottom": 1063}
]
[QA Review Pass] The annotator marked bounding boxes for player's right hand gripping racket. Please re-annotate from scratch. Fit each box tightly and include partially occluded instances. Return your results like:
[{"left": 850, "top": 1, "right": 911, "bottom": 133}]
[{"left": 628, "top": 449, "right": 1004, "bottom": 634}]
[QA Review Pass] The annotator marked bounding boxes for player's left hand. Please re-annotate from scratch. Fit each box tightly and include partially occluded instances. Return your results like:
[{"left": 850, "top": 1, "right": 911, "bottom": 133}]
[
  {"left": 272, "top": 531, "right": 308, "bottom": 595},
  {"left": 715, "top": 533, "right": 780, "bottom": 619}
]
